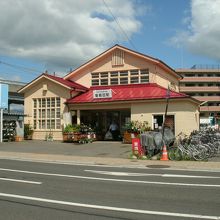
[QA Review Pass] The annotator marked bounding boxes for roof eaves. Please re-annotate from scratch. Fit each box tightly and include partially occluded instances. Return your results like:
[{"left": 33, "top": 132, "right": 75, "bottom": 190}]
[
  {"left": 67, "top": 95, "right": 190, "bottom": 105},
  {"left": 63, "top": 44, "right": 118, "bottom": 80},
  {"left": 18, "top": 73, "right": 73, "bottom": 93},
  {"left": 64, "top": 44, "right": 182, "bottom": 80},
  {"left": 18, "top": 74, "right": 44, "bottom": 93}
]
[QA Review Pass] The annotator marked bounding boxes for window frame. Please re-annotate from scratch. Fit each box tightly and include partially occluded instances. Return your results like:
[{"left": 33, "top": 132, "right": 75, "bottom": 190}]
[
  {"left": 91, "top": 69, "right": 149, "bottom": 86},
  {"left": 33, "top": 97, "right": 61, "bottom": 130}
]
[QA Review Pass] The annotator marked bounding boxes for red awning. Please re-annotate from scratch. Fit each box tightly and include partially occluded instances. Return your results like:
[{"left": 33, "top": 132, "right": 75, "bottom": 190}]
[{"left": 67, "top": 83, "right": 188, "bottom": 104}]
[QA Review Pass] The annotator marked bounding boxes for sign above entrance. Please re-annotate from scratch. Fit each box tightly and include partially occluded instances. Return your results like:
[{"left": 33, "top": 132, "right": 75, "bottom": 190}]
[{"left": 93, "top": 89, "right": 112, "bottom": 99}]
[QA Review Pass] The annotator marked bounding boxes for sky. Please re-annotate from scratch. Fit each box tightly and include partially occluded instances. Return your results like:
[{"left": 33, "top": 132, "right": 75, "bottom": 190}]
[{"left": 0, "top": 0, "right": 220, "bottom": 83}]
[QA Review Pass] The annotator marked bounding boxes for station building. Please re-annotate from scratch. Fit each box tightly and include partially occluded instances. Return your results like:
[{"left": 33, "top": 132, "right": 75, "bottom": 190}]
[{"left": 19, "top": 45, "right": 200, "bottom": 140}]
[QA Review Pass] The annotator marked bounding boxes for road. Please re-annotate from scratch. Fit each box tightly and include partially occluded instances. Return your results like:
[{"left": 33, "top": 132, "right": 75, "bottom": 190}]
[{"left": 0, "top": 159, "right": 219, "bottom": 220}]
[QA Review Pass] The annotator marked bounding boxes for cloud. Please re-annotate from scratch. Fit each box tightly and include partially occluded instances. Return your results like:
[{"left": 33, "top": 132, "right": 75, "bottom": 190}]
[
  {"left": 170, "top": 0, "right": 220, "bottom": 61},
  {"left": 0, "top": 0, "right": 143, "bottom": 74}
]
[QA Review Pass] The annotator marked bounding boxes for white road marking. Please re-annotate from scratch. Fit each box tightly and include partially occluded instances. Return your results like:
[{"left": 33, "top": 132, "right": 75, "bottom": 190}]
[
  {"left": 85, "top": 170, "right": 159, "bottom": 176},
  {"left": 1, "top": 157, "right": 220, "bottom": 172},
  {"left": 85, "top": 169, "right": 220, "bottom": 178},
  {"left": 0, "top": 193, "right": 219, "bottom": 219},
  {"left": 162, "top": 174, "right": 220, "bottom": 178},
  {"left": 0, "top": 178, "right": 42, "bottom": 185},
  {"left": 0, "top": 168, "right": 220, "bottom": 188}
]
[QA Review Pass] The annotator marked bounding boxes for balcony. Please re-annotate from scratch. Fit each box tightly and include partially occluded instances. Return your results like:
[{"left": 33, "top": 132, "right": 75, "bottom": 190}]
[
  {"left": 200, "top": 106, "right": 220, "bottom": 112},
  {"left": 180, "top": 86, "right": 220, "bottom": 92},
  {"left": 193, "top": 96, "right": 220, "bottom": 102},
  {"left": 180, "top": 77, "right": 220, "bottom": 83}
]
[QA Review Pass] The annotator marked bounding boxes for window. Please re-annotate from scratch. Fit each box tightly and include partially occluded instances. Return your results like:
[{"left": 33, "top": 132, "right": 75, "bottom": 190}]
[
  {"left": 92, "top": 79, "right": 99, "bottom": 86},
  {"left": 91, "top": 69, "right": 149, "bottom": 86},
  {"left": 130, "top": 70, "right": 138, "bottom": 76},
  {"left": 100, "top": 79, "right": 108, "bottom": 85},
  {"left": 33, "top": 99, "right": 37, "bottom": 108},
  {"left": 100, "top": 72, "right": 108, "bottom": 78},
  {"left": 32, "top": 97, "right": 61, "bottom": 130},
  {"left": 51, "top": 98, "right": 55, "bottom": 107},
  {"left": 33, "top": 109, "right": 37, "bottom": 119},
  {"left": 120, "top": 71, "right": 128, "bottom": 77},
  {"left": 111, "top": 78, "right": 118, "bottom": 85},
  {"left": 47, "top": 98, "right": 50, "bottom": 108},
  {"left": 185, "top": 74, "right": 195, "bottom": 77},
  {"left": 56, "top": 97, "right": 60, "bottom": 107},
  {"left": 42, "top": 98, "right": 46, "bottom": 108},
  {"left": 120, "top": 77, "right": 128, "bottom": 84},
  {"left": 130, "top": 77, "right": 139, "bottom": 84},
  {"left": 111, "top": 72, "right": 118, "bottom": 77}
]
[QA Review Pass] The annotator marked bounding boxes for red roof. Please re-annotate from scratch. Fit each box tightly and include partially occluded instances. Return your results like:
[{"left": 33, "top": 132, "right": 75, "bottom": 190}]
[
  {"left": 44, "top": 74, "right": 87, "bottom": 91},
  {"left": 67, "top": 83, "right": 188, "bottom": 104}
]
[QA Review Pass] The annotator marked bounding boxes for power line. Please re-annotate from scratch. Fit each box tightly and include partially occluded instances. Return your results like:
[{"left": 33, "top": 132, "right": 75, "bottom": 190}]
[
  {"left": 102, "top": 0, "right": 137, "bottom": 50},
  {"left": 0, "top": 60, "right": 43, "bottom": 75}
]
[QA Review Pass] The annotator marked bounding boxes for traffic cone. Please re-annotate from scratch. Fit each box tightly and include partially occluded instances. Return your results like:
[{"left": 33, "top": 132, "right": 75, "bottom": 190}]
[{"left": 160, "top": 145, "right": 169, "bottom": 161}]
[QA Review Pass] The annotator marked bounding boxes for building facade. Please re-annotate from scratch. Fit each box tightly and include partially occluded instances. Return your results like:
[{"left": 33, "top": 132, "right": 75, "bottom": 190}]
[
  {"left": 19, "top": 45, "right": 200, "bottom": 140},
  {"left": 176, "top": 65, "right": 220, "bottom": 127},
  {"left": 0, "top": 79, "right": 26, "bottom": 141}
]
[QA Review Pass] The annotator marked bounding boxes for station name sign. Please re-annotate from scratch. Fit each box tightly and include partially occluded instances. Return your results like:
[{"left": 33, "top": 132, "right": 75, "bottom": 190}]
[{"left": 93, "top": 89, "right": 112, "bottom": 99}]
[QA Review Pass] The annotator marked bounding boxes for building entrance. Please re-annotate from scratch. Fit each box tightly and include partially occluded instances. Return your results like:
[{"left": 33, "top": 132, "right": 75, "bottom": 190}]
[{"left": 80, "top": 109, "right": 130, "bottom": 140}]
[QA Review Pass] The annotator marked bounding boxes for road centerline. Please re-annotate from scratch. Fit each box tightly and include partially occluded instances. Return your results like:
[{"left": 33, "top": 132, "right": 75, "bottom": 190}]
[
  {"left": 0, "top": 167, "right": 220, "bottom": 188},
  {"left": 85, "top": 169, "right": 220, "bottom": 178}
]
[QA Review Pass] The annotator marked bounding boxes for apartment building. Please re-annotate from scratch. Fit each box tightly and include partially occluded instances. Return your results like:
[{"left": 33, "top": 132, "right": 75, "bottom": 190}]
[{"left": 176, "top": 65, "right": 220, "bottom": 127}]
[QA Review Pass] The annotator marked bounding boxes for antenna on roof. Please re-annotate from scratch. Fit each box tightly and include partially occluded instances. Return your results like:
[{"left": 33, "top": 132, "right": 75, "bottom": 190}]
[{"left": 180, "top": 46, "right": 183, "bottom": 68}]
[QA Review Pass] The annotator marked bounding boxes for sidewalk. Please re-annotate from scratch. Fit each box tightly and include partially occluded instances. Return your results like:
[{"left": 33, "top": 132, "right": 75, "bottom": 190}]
[{"left": 0, "top": 140, "right": 219, "bottom": 171}]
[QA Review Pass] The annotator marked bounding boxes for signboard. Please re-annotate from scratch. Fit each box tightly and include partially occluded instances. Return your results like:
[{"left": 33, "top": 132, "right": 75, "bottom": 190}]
[
  {"left": 93, "top": 89, "right": 112, "bottom": 99},
  {"left": 0, "top": 84, "right": 8, "bottom": 109}
]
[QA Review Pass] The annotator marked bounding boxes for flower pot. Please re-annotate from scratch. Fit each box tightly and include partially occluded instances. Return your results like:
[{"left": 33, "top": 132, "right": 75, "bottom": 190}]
[
  {"left": 15, "top": 136, "right": 23, "bottom": 142},
  {"left": 63, "top": 132, "right": 73, "bottom": 142},
  {"left": 123, "top": 132, "right": 139, "bottom": 144}
]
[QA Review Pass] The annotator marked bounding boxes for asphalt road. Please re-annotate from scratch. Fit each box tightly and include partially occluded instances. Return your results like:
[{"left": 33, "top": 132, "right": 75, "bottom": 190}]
[{"left": 0, "top": 159, "right": 219, "bottom": 220}]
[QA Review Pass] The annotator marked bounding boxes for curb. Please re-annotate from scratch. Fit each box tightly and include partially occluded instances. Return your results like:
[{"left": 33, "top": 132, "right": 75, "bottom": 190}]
[{"left": 0, "top": 152, "right": 220, "bottom": 171}]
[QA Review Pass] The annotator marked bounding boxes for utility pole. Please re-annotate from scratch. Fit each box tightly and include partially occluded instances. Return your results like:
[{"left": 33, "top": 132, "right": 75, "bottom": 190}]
[{"left": 162, "top": 85, "right": 170, "bottom": 137}]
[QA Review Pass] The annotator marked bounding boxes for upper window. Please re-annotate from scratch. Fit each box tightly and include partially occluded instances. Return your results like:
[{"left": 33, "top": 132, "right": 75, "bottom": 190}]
[{"left": 91, "top": 69, "right": 149, "bottom": 86}]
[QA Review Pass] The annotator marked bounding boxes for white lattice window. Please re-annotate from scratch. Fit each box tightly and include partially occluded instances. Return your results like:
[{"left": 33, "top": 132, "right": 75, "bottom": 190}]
[
  {"left": 33, "top": 97, "right": 61, "bottom": 130},
  {"left": 91, "top": 69, "right": 149, "bottom": 86}
]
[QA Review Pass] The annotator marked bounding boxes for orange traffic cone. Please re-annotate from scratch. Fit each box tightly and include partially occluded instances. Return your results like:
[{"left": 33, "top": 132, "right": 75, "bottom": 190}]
[{"left": 160, "top": 145, "right": 169, "bottom": 161}]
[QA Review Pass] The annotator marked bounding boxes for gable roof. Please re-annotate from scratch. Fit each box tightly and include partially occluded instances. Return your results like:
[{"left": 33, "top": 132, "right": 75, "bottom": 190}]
[
  {"left": 66, "top": 83, "right": 196, "bottom": 104},
  {"left": 64, "top": 44, "right": 182, "bottom": 80},
  {"left": 18, "top": 73, "right": 88, "bottom": 93}
]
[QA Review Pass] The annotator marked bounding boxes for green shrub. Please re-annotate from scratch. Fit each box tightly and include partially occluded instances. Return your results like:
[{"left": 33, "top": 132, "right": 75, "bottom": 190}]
[{"left": 24, "top": 124, "right": 34, "bottom": 139}]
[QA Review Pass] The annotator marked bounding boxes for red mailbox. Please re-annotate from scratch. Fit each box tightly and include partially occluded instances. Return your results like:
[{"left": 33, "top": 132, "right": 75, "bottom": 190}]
[{"left": 132, "top": 138, "right": 143, "bottom": 156}]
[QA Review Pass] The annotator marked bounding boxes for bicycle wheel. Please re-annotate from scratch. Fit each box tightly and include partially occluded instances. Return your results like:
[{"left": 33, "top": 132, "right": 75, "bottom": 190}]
[{"left": 192, "top": 145, "right": 206, "bottom": 161}]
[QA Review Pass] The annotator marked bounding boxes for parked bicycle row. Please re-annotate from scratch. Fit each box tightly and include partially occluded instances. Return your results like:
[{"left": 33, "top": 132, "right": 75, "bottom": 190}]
[{"left": 169, "top": 128, "right": 220, "bottom": 161}]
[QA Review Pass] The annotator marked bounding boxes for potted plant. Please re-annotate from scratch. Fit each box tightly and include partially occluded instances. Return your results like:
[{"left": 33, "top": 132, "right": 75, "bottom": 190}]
[
  {"left": 72, "top": 124, "right": 81, "bottom": 142},
  {"left": 63, "top": 124, "right": 74, "bottom": 142},
  {"left": 123, "top": 120, "right": 151, "bottom": 143},
  {"left": 24, "top": 124, "right": 34, "bottom": 140}
]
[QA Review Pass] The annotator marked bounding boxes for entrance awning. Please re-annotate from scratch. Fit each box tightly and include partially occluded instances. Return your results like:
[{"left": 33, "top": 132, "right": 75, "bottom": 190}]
[{"left": 67, "top": 83, "right": 189, "bottom": 104}]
